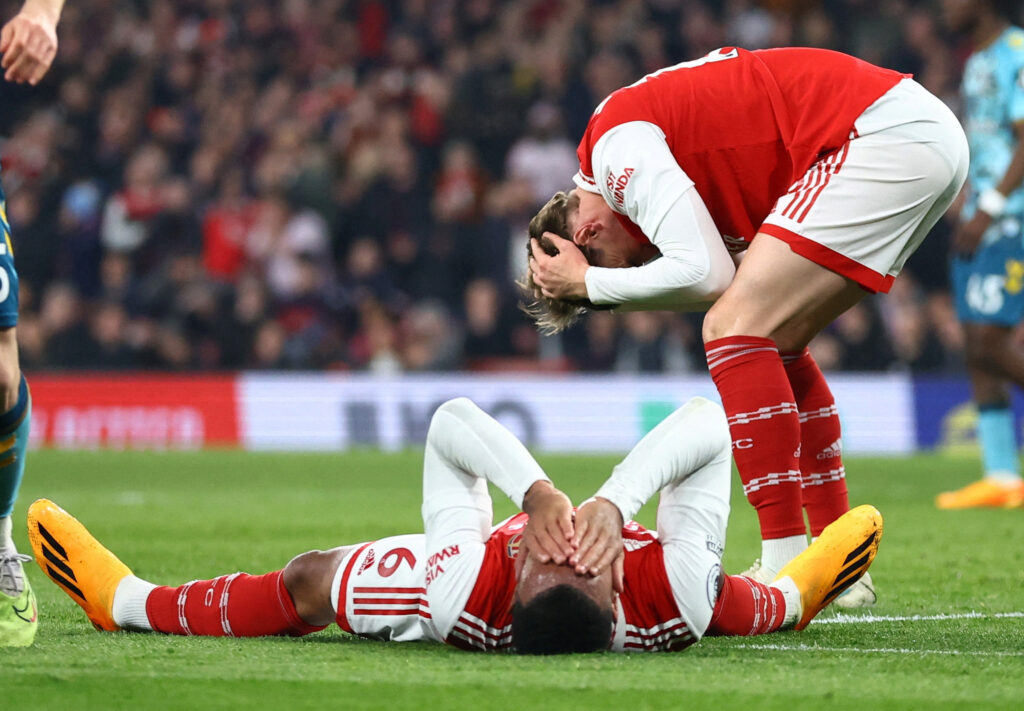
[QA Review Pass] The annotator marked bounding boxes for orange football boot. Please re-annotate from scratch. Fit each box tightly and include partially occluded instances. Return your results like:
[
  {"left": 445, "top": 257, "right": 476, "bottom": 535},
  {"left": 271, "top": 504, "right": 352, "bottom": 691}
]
[
  {"left": 936, "top": 479, "right": 1024, "bottom": 510},
  {"left": 26, "top": 499, "right": 132, "bottom": 631},
  {"left": 774, "top": 505, "right": 883, "bottom": 630}
]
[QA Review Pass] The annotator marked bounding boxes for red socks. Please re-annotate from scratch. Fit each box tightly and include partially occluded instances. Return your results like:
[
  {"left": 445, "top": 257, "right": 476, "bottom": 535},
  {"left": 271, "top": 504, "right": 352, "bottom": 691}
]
[
  {"left": 145, "top": 570, "right": 325, "bottom": 637},
  {"left": 705, "top": 336, "right": 806, "bottom": 539},
  {"left": 782, "top": 348, "right": 850, "bottom": 536},
  {"left": 705, "top": 574, "right": 787, "bottom": 636}
]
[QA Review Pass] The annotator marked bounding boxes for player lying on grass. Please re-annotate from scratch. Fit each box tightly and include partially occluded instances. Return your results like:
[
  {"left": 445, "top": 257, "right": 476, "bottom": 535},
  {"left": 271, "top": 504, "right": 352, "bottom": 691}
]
[
  {"left": 521, "top": 46, "right": 967, "bottom": 605},
  {"left": 28, "top": 397, "right": 882, "bottom": 654}
]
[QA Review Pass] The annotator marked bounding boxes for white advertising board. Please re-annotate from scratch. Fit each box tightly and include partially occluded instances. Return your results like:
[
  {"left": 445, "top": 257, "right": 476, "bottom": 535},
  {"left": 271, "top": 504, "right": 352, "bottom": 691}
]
[{"left": 239, "top": 373, "right": 915, "bottom": 455}]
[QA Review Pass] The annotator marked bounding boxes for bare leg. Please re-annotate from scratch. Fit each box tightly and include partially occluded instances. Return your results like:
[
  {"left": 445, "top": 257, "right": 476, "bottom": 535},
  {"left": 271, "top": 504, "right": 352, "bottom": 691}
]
[{"left": 283, "top": 546, "right": 358, "bottom": 626}]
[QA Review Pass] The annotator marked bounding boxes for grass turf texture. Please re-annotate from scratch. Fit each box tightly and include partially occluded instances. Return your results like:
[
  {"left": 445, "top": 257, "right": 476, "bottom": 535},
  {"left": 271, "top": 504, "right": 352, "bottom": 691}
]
[{"left": 3, "top": 450, "right": 1022, "bottom": 710}]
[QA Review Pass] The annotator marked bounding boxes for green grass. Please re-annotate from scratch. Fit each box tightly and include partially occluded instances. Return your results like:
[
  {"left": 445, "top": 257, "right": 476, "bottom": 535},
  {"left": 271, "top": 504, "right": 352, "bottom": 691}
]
[{"left": 3, "top": 450, "right": 1022, "bottom": 710}]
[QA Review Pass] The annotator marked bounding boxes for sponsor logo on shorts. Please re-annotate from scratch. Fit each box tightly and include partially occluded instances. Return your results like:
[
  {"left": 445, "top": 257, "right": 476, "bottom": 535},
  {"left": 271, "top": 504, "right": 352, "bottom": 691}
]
[
  {"left": 732, "top": 438, "right": 754, "bottom": 450},
  {"left": 357, "top": 548, "right": 376, "bottom": 575}
]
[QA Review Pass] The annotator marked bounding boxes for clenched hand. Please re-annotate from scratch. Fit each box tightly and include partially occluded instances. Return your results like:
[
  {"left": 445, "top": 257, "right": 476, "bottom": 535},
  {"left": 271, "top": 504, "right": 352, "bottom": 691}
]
[{"left": 529, "top": 233, "right": 590, "bottom": 300}]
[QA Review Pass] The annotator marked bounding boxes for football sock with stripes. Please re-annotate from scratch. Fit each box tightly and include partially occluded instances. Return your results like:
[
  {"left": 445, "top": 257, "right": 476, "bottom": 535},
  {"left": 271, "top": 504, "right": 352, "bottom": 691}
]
[
  {"left": 705, "top": 574, "right": 791, "bottom": 636},
  {"left": 0, "top": 374, "right": 30, "bottom": 519},
  {"left": 140, "top": 570, "right": 325, "bottom": 637},
  {"left": 706, "top": 336, "right": 807, "bottom": 574},
  {"left": 781, "top": 348, "right": 850, "bottom": 536},
  {"left": 976, "top": 405, "right": 1021, "bottom": 482}
]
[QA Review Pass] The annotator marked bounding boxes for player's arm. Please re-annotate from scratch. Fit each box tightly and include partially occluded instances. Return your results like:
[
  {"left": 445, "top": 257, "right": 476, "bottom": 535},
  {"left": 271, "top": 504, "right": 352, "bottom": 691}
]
[
  {"left": 582, "top": 121, "right": 736, "bottom": 308},
  {"left": 0, "top": 0, "right": 63, "bottom": 85},
  {"left": 421, "top": 398, "right": 572, "bottom": 635},
  {"left": 570, "top": 398, "right": 732, "bottom": 585},
  {"left": 955, "top": 57, "right": 1024, "bottom": 255}
]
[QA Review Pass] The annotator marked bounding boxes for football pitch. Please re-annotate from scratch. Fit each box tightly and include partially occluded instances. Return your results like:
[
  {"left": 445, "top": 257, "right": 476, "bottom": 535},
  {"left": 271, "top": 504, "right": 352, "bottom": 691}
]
[{"left": 3, "top": 449, "right": 1022, "bottom": 710}]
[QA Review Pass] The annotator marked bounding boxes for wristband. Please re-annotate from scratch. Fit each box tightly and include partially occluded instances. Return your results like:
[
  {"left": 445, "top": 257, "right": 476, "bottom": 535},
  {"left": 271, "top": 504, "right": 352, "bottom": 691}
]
[{"left": 978, "top": 188, "right": 1007, "bottom": 218}]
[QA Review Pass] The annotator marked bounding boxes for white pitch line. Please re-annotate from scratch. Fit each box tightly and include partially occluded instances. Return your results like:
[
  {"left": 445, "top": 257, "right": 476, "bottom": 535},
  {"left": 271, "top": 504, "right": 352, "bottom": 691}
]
[
  {"left": 812, "top": 611, "right": 1024, "bottom": 625},
  {"left": 733, "top": 643, "right": 1024, "bottom": 658}
]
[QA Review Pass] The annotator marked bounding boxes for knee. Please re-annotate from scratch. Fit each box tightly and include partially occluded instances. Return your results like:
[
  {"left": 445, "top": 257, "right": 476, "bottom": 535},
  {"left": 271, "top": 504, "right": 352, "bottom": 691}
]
[
  {"left": 702, "top": 302, "right": 737, "bottom": 343},
  {"left": 282, "top": 550, "right": 336, "bottom": 612}
]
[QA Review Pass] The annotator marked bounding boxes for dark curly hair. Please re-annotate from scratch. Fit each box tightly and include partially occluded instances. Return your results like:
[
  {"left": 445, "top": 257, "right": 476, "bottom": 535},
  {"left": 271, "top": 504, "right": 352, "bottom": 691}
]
[{"left": 511, "top": 584, "right": 614, "bottom": 655}]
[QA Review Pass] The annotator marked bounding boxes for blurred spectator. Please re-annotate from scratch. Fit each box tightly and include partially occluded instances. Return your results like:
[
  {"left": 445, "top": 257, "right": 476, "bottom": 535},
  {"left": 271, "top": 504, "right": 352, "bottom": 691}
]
[
  {"left": 4, "top": 0, "right": 1013, "bottom": 374},
  {"left": 505, "top": 102, "right": 578, "bottom": 206}
]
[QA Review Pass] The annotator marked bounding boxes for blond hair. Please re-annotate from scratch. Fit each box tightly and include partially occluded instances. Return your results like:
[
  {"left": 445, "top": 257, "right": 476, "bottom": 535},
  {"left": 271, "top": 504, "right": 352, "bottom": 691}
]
[{"left": 517, "top": 191, "right": 600, "bottom": 334}]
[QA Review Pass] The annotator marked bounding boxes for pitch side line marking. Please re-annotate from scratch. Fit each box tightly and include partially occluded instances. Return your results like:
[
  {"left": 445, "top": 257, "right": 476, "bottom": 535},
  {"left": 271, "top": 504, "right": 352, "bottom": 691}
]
[
  {"left": 812, "top": 611, "right": 1024, "bottom": 625},
  {"left": 733, "top": 643, "right": 1024, "bottom": 658}
]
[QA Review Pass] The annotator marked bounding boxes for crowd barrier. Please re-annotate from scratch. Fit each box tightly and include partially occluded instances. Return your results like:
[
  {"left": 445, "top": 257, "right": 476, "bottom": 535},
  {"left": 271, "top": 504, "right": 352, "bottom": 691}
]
[{"left": 26, "top": 373, "right": 1021, "bottom": 454}]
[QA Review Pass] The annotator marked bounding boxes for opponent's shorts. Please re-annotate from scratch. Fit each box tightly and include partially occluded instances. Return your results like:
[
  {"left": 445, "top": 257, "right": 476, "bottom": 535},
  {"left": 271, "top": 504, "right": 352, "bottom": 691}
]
[
  {"left": 0, "top": 181, "right": 19, "bottom": 328},
  {"left": 330, "top": 533, "right": 441, "bottom": 643},
  {"left": 761, "top": 78, "right": 970, "bottom": 294},
  {"left": 952, "top": 216, "right": 1024, "bottom": 326}
]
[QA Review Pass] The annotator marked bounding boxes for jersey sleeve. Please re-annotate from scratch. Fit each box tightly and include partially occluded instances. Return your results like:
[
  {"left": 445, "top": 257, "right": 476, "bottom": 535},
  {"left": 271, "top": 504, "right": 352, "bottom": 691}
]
[
  {"left": 589, "top": 397, "right": 732, "bottom": 524},
  {"left": 580, "top": 121, "right": 736, "bottom": 308},
  {"left": 421, "top": 398, "right": 550, "bottom": 639}
]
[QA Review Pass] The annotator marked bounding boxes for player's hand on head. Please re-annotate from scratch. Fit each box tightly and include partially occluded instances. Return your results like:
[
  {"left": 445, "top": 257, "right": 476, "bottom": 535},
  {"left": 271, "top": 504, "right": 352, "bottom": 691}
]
[
  {"left": 521, "top": 480, "right": 576, "bottom": 565},
  {"left": 570, "top": 497, "right": 624, "bottom": 590},
  {"left": 0, "top": 8, "right": 59, "bottom": 86},
  {"left": 952, "top": 212, "right": 990, "bottom": 258},
  {"left": 529, "top": 233, "right": 590, "bottom": 300}
]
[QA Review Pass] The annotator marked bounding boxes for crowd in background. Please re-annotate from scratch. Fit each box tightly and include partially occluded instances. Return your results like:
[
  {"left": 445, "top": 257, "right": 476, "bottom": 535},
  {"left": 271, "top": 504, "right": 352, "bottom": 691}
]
[{"left": 0, "top": 0, "right": 1016, "bottom": 374}]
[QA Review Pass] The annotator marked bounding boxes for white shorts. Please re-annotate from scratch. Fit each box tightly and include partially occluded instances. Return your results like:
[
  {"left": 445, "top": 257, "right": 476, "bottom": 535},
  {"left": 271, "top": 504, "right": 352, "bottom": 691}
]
[
  {"left": 330, "top": 533, "right": 442, "bottom": 643},
  {"left": 761, "top": 78, "right": 969, "bottom": 293}
]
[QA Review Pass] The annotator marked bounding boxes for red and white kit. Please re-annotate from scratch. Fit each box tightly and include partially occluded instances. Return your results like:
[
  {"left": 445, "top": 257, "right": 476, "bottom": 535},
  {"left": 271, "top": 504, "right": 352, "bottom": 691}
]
[
  {"left": 417, "top": 397, "right": 735, "bottom": 652},
  {"left": 129, "top": 397, "right": 792, "bottom": 648},
  {"left": 574, "top": 47, "right": 969, "bottom": 302},
  {"left": 330, "top": 533, "right": 441, "bottom": 643}
]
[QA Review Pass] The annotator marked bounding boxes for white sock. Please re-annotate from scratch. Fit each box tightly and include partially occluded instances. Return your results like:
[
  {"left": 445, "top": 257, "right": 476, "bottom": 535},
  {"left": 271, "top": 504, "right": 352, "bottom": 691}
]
[
  {"left": 0, "top": 515, "right": 12, "bottom": 552},
  {"left": 760, "top": 534, "right": 808, "bottom": 577},
  {"left": 111, "top": 575, "right": 157, "bottom": 631},
  {"left": 985, "top": 470, "right": 1023, "bottom": 484},
  {"left": 771, "top": 576, "right": 801, "bottom": 628}
]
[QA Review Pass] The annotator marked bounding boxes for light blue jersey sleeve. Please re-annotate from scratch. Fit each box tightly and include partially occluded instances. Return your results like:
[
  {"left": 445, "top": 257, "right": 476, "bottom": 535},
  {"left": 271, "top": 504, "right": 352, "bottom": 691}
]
[{"left": 963, "top": 26, "right": 1024, "bottom": 229}]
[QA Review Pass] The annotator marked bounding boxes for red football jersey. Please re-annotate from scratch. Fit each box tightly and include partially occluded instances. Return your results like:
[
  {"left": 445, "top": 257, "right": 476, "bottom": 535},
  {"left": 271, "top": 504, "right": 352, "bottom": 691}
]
[
  {"left": 576, "top": 47, "right": 907, "bottom": 249},
  {"left": 446, "top": 513, "right": 695, "bottom": 652}
]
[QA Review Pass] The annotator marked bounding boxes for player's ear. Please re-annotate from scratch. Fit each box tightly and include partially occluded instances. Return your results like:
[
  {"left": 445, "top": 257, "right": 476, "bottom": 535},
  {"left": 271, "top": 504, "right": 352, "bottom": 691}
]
[{"left": 572, "top": 223, "right": 593, "bottom": 247}]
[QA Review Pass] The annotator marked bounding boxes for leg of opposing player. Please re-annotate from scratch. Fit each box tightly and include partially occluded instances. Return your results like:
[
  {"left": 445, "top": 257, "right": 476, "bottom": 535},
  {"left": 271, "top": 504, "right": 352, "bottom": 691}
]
[
  {"left": 0, "top": 336, "right": 35, "bottom": 645},
  {"left": 938, "top": 261, "right": 1024, "bottom": 509},
  {"left": 27, "top": 499, "right": 336, "bottom": 636}
]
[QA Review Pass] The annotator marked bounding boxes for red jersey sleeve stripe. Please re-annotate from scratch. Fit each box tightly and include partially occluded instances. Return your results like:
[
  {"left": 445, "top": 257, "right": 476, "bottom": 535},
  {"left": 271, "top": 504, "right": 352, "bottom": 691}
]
[{"left": 334, "top": 542, "right": 373, "bottom": 634}]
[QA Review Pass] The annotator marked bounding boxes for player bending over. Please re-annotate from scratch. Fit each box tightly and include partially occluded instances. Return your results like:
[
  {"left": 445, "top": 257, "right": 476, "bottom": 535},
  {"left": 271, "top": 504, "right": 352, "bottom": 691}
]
[
  {"left": 29, "top": 398, "right": 881, "bottom": 653},
  {"left": 521, "top": 46, "right": 967, "bottom": 602}
]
